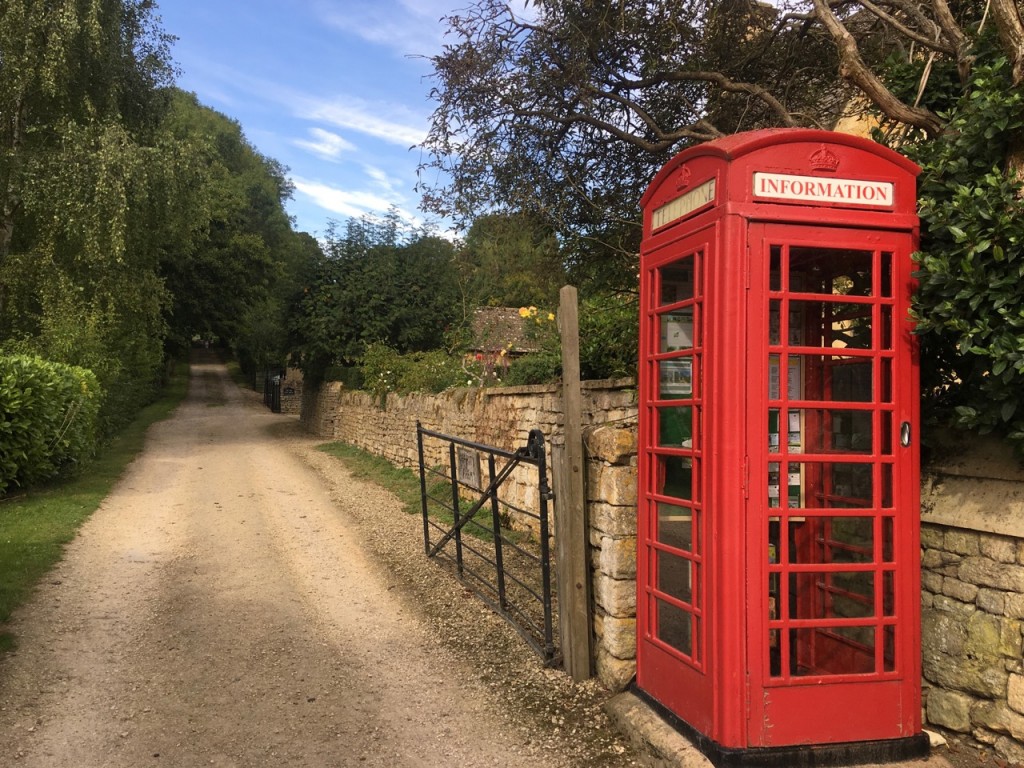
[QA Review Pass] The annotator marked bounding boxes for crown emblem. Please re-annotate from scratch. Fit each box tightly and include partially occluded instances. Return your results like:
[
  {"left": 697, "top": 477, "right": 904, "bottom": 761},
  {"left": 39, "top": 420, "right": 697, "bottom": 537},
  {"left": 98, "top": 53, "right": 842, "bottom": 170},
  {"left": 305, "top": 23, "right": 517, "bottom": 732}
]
[
  {"left": 809, "top": 145, "right": 840, "bottom": 172},
  {"left": 675, "top": 165, "right": 692, "bottom": 191}
]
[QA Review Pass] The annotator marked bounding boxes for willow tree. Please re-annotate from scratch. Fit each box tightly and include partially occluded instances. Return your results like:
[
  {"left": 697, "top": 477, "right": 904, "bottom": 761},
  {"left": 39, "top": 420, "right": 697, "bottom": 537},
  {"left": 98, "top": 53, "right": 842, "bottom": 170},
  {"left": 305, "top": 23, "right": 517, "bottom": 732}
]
[{"left": 0, "top": 0, "right": 189, "bottom": 428}]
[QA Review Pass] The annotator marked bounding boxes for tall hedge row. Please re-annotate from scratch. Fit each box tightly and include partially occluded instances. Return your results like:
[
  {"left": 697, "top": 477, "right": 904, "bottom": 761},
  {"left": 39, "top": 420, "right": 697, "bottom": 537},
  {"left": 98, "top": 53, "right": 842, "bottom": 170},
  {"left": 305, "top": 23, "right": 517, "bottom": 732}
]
[{"left": 0, "top": 356, "right": 102, "bottom": 495}]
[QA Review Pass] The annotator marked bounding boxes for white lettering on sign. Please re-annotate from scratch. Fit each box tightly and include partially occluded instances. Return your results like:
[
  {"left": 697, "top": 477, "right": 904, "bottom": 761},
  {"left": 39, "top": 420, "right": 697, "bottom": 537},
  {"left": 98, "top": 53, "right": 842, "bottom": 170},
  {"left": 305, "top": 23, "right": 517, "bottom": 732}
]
[
  {"left": 753, "top": 172, "right": 894, "bottom": 207},
  {"left": 652, "top": 179, "right": 716, "bottom": 229}
]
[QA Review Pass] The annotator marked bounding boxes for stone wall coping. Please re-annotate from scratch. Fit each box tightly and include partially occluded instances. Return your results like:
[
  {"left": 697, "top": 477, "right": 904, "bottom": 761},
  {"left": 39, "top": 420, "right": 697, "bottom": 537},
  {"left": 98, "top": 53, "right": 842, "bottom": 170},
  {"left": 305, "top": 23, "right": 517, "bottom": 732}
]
[{"left": 479, "top": 377, "right": 636, "bottom": 398}]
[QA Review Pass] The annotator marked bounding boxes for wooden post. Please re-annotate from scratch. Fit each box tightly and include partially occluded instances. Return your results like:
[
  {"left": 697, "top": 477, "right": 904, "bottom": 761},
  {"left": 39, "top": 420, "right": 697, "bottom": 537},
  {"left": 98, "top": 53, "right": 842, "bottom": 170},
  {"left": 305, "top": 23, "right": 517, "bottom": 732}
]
[{"left": 554, "top": 285, "right": 592, "bottom": 680}]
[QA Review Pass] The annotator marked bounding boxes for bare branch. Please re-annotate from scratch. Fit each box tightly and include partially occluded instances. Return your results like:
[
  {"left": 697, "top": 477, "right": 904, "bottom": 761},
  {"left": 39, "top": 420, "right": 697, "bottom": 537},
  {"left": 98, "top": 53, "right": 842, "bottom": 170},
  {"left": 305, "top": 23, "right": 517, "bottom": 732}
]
[{"left": 812, "top": 0, "right": 943, "bottom": 135}]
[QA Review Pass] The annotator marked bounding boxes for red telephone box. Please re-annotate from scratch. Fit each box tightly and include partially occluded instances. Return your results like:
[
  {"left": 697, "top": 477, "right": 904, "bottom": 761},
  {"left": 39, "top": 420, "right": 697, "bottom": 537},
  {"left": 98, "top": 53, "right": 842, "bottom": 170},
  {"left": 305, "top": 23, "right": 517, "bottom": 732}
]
[{"left": 636, "top": 129, "right": 927, "bottom": 764}]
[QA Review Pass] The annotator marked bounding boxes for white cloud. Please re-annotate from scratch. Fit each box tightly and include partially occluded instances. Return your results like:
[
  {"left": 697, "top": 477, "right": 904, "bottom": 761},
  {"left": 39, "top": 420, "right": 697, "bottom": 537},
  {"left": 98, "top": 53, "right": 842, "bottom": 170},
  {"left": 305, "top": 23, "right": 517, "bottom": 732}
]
[
  {"left": 292, "top": 177, "right": 402, "bottom": 219},
  {"left": 303, "top": 98, "right": 426, "bottom": 148},
  {"left": 313, "top": 0, "right": 453, "bottom": 57},
  {"left": 293, "top": 128, "right": 357, "bottom": 161}
]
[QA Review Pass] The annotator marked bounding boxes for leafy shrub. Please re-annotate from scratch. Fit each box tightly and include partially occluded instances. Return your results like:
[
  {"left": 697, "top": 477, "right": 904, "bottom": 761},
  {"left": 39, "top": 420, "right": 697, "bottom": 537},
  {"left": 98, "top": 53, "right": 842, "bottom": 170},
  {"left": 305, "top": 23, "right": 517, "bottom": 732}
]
[
  {"left": 0, "top": 355, "right": 102, "bottom": 495},
  {"left": 880, "top": 55, "right": 1024, "bottom": 452},
  {"left": 503, "top": 293, "right": 639, "bottom": 385},
  {"left": 359, "top": 343, "right": 468, "bottom": 399}
]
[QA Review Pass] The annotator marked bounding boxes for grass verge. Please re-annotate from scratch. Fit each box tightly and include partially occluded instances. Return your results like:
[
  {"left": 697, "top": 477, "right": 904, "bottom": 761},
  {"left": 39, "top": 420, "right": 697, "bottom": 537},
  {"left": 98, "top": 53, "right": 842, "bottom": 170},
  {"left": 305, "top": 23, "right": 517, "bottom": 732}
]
[
  {"left": 316, "top": 442, "right": 425, "bottom": 515},
  {"left": 315, "top": 441, "right": 520, "bottom": 546},
  {"left": 0, "top": 362, "right": 190, "bottom": 652}
]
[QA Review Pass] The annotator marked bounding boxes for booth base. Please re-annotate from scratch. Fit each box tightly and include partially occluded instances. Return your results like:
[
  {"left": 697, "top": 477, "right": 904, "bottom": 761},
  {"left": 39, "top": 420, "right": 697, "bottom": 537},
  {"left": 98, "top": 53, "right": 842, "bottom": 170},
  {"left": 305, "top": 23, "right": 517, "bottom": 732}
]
[{"left": 606, "top": 689, "right": 949, "bottom": 768}]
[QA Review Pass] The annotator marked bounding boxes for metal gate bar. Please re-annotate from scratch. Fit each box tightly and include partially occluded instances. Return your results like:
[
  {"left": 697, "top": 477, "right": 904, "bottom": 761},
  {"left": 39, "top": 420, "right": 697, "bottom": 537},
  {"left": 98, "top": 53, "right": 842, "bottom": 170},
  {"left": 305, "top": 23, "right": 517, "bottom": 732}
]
[{"left": 416, "top": 422, "right": 557, "bottom": 663}]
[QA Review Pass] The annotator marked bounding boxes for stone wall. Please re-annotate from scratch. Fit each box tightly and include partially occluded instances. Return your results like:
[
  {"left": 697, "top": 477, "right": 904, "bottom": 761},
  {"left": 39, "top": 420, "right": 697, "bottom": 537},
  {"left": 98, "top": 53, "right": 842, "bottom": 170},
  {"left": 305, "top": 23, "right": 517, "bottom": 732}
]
[
  {"left": 301, "top": 379, "right": 639, "bottom": 689},
  {"left": 920, "top": 438, "right": 1024, "bottom": 763}
]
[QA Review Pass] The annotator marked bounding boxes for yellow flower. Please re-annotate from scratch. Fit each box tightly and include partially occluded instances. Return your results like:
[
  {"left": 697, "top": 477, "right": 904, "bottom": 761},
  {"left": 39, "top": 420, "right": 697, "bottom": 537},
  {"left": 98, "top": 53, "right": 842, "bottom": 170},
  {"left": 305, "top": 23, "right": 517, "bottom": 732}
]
[
  {"left": 547, "top": 312, "right": 555, "bottom": 321},
  {"left": 518, "top": 307, "right": 530, "bottom": 318}
]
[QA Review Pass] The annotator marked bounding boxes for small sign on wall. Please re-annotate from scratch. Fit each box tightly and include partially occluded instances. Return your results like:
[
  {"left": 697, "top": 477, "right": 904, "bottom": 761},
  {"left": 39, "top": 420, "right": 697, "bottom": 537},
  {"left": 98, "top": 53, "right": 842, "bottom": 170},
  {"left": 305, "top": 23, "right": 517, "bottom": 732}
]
[{"left": 457, "top": 447, "right": 482, "bottom": 489}]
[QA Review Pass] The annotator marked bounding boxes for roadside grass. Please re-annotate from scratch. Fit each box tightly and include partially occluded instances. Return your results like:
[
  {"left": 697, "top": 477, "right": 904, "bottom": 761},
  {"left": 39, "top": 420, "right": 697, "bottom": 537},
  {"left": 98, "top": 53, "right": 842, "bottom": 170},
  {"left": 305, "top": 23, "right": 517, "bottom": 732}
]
[
  {"left": 316, "top": 441, "right": 521, "bottom": 546},
  {"left": 0, "top": 363, "right": 190, "bottom": 652}
]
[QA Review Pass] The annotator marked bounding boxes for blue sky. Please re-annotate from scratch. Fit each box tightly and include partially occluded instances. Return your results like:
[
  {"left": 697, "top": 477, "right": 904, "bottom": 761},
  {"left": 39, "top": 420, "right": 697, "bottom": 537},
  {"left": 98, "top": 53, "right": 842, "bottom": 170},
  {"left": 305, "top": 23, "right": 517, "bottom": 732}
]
[{"left": 157, "top": 0, "right": 470, "bottom": 239}]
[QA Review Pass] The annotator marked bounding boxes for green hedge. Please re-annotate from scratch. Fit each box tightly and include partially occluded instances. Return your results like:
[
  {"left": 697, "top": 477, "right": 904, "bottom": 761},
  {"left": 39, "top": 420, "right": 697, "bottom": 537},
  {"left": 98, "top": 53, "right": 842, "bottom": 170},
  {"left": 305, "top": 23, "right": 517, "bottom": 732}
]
[{"left": 0, "top": 356, "right": 102, "bottom": 495}]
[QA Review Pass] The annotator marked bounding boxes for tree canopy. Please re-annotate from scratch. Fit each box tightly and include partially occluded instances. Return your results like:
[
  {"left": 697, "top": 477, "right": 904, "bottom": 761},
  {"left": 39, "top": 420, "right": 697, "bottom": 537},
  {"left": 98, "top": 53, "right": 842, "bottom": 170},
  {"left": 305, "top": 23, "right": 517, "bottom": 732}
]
[
  {"left": 0, "top": 1, "right": 319, "bottom": 434},
  {"left": 420, "top": 0, "right": 1024, "bottom": 452}
]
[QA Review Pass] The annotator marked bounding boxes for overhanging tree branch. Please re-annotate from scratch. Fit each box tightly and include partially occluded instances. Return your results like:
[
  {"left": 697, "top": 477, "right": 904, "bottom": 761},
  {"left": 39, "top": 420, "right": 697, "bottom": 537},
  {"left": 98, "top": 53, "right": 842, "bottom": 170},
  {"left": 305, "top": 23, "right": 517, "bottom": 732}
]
[{"left": 812, "top": 0, "right": 943, "bottom": 135}]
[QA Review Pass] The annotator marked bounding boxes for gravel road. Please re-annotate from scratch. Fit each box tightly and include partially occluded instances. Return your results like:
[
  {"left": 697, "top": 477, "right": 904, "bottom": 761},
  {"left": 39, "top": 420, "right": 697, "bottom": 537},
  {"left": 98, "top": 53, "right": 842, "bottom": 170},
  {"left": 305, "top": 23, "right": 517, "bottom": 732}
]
[{"left": 0, "top": 354, "right": 643, "bottom": 767}]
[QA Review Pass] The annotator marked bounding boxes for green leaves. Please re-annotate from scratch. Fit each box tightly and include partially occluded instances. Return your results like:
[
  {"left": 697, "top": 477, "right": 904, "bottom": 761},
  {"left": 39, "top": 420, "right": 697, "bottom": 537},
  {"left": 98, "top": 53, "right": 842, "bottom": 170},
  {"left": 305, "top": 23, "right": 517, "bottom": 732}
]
[
  {"left": 893, "top": 55, "right": 1024, "bottom": 455},
  {"left": 0, "top": 355, "right": 101, "bottom": 496}
]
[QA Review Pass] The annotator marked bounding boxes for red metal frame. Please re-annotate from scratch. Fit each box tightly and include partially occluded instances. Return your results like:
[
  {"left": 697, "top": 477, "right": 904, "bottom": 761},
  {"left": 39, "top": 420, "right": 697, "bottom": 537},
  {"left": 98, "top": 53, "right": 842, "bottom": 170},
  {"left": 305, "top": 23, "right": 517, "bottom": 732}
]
[{"left": 637, "top": 129, "right": 922, "bottom": 755}]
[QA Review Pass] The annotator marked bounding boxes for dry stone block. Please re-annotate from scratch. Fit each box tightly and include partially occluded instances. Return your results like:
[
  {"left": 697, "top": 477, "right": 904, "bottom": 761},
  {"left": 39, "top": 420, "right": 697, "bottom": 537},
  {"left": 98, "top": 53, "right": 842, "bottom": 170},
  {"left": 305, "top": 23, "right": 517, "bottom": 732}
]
[
  {"left": 599, "top": 616, "right": 637, "bottom": 660},
  {"left": 981, "top": 533, "right": 1018, "bottom": 564},
  {"left": 946, "top": 530, "right": 981, "bottom": 556},
  {"left": 943, "top": 576, "right": 979, "bottom": 603},
  {"left": 961, "top": 557, "right": 1024, "bottom": 592},
  {"left": 926, "top": 689, "right": 972, "bottom": 732},
  {"left": 591, "top": 503, "right": 637, "bottom": 538},
  {"left": 921, "top": 526, "right": 945, "bottom": 550},
  {"left": 921, "top": 571, "right": 943, "bottom": 594},
  {"left": 994, "top": 737, "right": 1024, "bottom": 766},
  {"left": 977, "top": 588, "right": 1007, "bottom": 616},
  {"left": 589, "top": 464, "right": 637, "bottom": 507},
  {"left": 594, "top": 574, "right": 637, "bottom": 618},
  {"left": 586, "top": 426, "right": 637, "bottom": 465},
  {"left": 1006, "top": 593, "right": 1024, "bottom": 620},
  {"left": 598, "top": 535, "right": 637, "bottom": 580},
  {"left": 596, "top": 647, "right": 636, "bottom": 692},
  {"left": 1009, "top": 673, "right": 1024, "bottom": 715}
]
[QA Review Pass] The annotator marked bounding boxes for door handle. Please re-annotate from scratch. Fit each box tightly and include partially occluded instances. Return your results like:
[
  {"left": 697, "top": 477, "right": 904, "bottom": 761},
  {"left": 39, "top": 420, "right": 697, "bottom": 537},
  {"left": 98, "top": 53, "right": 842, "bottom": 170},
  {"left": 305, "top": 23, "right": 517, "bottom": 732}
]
[{"left": 900, "top": 421, "right": 912, "bottom": 447}]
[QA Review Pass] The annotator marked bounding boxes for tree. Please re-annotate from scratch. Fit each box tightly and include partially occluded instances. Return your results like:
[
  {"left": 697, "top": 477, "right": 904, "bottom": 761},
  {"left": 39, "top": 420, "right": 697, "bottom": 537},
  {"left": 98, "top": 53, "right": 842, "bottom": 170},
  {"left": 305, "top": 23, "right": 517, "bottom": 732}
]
[
  {"left": 420, "top": 0, "right": 1023, "bottom": 278},
  {"left": 291, "top": 213, "right": 461, "bottom": 381},
  {"left": 421, "top": 0, "right": 1024, "bottom": 452},
  {"left": 456, "top": 212, "right": 565, "bottom": 310}
]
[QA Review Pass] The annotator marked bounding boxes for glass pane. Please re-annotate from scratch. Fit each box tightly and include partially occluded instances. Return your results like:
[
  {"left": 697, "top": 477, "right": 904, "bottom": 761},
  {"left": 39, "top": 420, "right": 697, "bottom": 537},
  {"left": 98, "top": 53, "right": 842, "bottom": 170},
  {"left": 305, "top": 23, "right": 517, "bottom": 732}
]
[
  {"left": 657, "top": 599, "right": 693, "bottom": 657},
  {"left": 788, "top": 408, "right": 873, "bottom": 454},
  {"left": 660, "top": 261, "right": 694, "bottom": 305},
  {"left": 828, "top": 517, "right": 875, "bottom": 563},
  {"left": 780, "top": 461, "right": 872, "bottom": 508},
  {"left": 881, "top": 306, "right": 893, "bottom": 350},
  {"left": 768, "top": 461, "right": 803, "bottom": 508},
  {"left": 657, "top": 502, "right": 693, "bottom": 552},
  {"left": 657, "top": 455, "right": 693, "bottom": 501},
  {"left": 790, "top": 627, "right": 876, "bottom": 676},
  {"left": 788, "top": 516, "right": 874, "bottom": 564},
  {"left": 789, "top": 300, "right": 873, "bottom": 350},
  {"left": 770, "top": 245, "right": 782, "bottom": 292},
  {"left": 768, "top": 355, "right": 802, "bottom": 401},
  {"left": 788, "top": 571, "right": 874, "bottom": 620},
  {"left": 796, "top": 356, "right": 872, "bottom": 403},
  {"left": 884, "top": 625, "right": 896, "bottom": 672},
  {"left": 659, "top": 405, "right": 692, "bottom": 448},
  {"left": 658, "top": 359, "right": 693, "bottom": 399},
  {"left": 660, "top": 310, "right": 694, "bottom": 351},
  {"left": 881, "top": 253, "right": 893, "bottom": 298},
  {"left": 881, "top": 464, "right": 894, "bottom": 507},
  {"left": 882, "top": 516, "right": 894, "bottom": 561},
  {"left": 790, "top": 247, "right": 874, "bottom": 296},
  {"left": 883, "top": 571, "right": 895, "bottom": 616},
  {"left": 657, "top": 550, "right": 693, "bottom": 604}
]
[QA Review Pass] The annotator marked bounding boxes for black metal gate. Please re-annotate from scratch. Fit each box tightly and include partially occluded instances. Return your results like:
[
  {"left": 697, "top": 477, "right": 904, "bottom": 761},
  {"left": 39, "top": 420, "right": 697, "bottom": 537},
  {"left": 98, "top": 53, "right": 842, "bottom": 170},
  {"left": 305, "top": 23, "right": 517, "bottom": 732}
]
[{"left": 416, "top": 423, "right": 557, "bottom": 663}]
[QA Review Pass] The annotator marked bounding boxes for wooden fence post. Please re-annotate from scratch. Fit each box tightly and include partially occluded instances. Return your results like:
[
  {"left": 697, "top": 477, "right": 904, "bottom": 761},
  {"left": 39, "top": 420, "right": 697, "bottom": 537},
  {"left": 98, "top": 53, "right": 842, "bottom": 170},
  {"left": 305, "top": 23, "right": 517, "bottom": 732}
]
[{"left": 554, "top": 285, "right": 593, "bottom": 680}]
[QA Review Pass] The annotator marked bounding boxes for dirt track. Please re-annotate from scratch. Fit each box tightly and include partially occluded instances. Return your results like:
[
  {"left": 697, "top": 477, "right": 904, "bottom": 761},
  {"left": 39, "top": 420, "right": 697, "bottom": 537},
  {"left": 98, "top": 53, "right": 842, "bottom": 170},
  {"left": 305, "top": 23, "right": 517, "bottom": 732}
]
[{"left": 0, "top": 355, "right": 640, "bottom": 767}]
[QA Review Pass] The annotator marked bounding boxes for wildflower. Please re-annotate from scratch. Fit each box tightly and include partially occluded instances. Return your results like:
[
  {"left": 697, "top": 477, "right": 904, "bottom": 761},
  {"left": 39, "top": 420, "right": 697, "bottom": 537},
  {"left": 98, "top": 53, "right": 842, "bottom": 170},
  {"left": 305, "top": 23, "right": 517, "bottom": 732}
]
[
  {"left": 547, "top": 312, "right": 555, "bottom": 321},
  {"left": 518, "top": 307, "right": 530, "bottom": 318}
]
